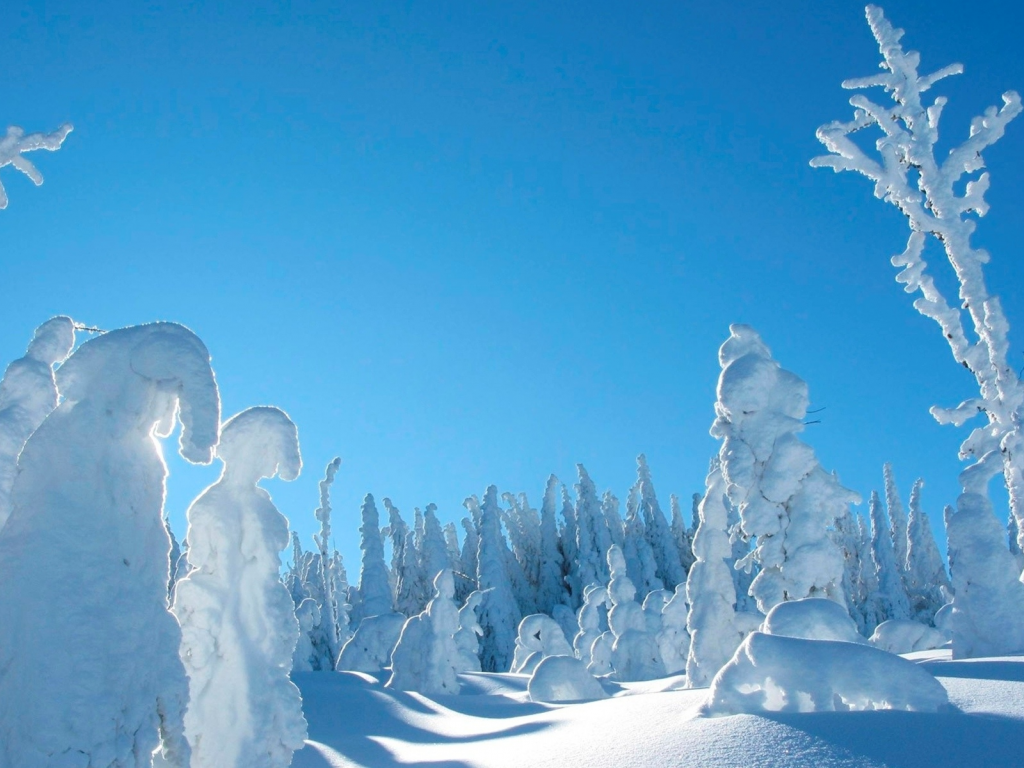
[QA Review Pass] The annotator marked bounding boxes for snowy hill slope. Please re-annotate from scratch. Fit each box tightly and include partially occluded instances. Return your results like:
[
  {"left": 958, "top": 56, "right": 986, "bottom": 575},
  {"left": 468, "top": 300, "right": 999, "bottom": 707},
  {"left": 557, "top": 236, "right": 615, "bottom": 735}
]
[{"left": 291, "top": 652, "right": 1024, "bottom": 768}]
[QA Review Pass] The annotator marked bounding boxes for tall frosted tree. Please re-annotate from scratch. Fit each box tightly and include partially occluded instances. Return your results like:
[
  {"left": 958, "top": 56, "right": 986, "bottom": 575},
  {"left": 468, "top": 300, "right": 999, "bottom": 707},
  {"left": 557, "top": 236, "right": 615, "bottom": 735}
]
[
  {"left": 174, "top": 407, "right": 306, "bottom": 768},
  {"left": 0, "top": 121, "right": 72, "bottom": 208},
  {"left": 537, "top": 474, "right": 569, "bottom": 614},
  {"left": 905, "top": 478, "right": 952, "bottom": 623},
  {"left": 354, "top": 493, "right": 393, "bottom": 621},
  {"left": 0, "top": 316, "right": 75, "bottom": 532},
  {"left": 574, "top": 464, "right": 609, "bottom": 593},
  {"left": 635, "top": 455, "right": 687, "bottom": 591},
  {"left": 670, "top": 493, "right": 696, "bottom": 574},
  {"left": 387, "top": 499, "right": 421, "bottom": 615},
  {"left": 475, "top": 485, "right": 521, "bottom": 672},
  {"left": 812, "top": 6, "right": 1024, "bottom": 654},
  {"left": 883, "top": 463, "right": 910, "bottom": 580},
  {"left": 559, "top": 484, "right": 581, "bottom": 607},
  {"left": 623, "top": 484, "right": 662, "bottom": 598},
  {"left": 0, "top": 322, "right": 220, "bottom": 768},
  {"left": 868, "top": 490, "right": 911, "bottom": 624}
]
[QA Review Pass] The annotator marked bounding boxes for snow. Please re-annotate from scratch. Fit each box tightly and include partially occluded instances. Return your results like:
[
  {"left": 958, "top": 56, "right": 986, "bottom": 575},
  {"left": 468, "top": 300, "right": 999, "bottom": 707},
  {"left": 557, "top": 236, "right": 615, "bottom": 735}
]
[
  {"left": 762, "top": 598, "right": 866, "bottom": 644},
  {"left": 869, "top": 619, "right": 949, "bottom": 654},
  {"left": 0, "top": 122, "right": 73, "bottom": 208},
  {"left": 173, "top": 406, "right": 307, "bottom": 768},
  {"left": 511, "top": 614, "right": 574, "bottom": 673},
  {"left": 337, "top": 612, "right": 407, "bottom": 675},
  {"left": 0, "top": 322, "right": 219, "bottom": 768},
  {"left": 387, "top": 569, "right": 462, "bottom": 696},
  {"left": 528, "top": 655, "right": 609, "bottom": 703},
  {"left": 704, "top": 631, "right": 951, "bottom": 716}
]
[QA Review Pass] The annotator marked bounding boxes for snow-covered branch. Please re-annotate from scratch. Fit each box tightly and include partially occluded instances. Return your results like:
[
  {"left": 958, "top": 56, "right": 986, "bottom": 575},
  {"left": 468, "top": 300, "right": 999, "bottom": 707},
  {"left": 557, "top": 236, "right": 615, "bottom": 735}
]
[
  {"left": 812, "top": 5, "right": 1024, "bottom": 547},
  {"left": 0, "top": 122, "right": 72, "bottom": 208}
]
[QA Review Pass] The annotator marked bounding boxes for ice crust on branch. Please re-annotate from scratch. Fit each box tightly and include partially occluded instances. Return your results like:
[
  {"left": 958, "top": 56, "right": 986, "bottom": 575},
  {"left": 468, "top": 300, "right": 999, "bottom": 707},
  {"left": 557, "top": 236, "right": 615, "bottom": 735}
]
[
  {"left": 0, "top": 122, "right": 72, "bottom": 208},
  {"left": 0, "top": 322, "right": 220, "bottom": 768},
  {"left": 174, "top": 407, "right": 307, "bottom": 768},
  {"left": 812, "top": 6, "right": 1024, "bottom": 552}
]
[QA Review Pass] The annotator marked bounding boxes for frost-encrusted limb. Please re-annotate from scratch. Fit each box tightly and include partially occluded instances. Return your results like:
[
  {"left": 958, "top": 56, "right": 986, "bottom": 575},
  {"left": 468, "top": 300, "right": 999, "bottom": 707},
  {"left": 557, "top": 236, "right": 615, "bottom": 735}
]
[
  {"left": 812, "top": 6, "right": 1024, "bottom": 551},
  {"left": 0, "top": 123, "right": 72, "bottom": 208}
]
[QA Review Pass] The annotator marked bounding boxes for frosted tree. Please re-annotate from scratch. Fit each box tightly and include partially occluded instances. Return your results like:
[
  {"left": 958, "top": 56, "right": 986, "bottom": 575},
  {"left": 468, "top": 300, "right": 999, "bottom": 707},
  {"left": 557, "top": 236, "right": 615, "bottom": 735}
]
[
  {"left": 606, "top": 544, "right": 665, "bottom": 682},
  {"left": 602, "top": 490, "right": 625, "bottom": 548},
  {"left": 883, "top": 463, "right": 911, "bottom": 581},
  {"left": 573, "top": 583, "right": 609, "bottom": 667},
  {"left": 559, "top": 484, "right": 581, "bottom": 606},
  {"left": 422, "top": 504, "right": 452, "bottom": 592},
  {"left": 503, "top": 492, "right": 542, "bottom": 596},
  {"left": 623, "top": 482, "right": 663, "bottom": 597},
  {"left": 292, "top": 598, "right": 321, "bottom": 673},
  {"left": 868, "top": 490, "right": 911, "bottom": 623},
  {"left": 905, "top": 478, "right": 952, "bottom": 623},
  {"left": 714, "top": 324, "right": 858, "bottom": 613},
  {"left": 657, "top": 584, "right": 690, "bottom": 675},
  {"left": 354, "top": 493, "right": 393, "bottom": 621},
  {"left": 857, "top": 513, "right": 884, "bottom": 633},
  {"left": 812, "top": 8, "right": 1024, "bottom": 568},
  {"left": 0, "top": 122, "right": 72, "bottom": 209},
  {"left": 476, "top": 485, "right": 522, "bottom": 672},
  {"left": 302, "top": 457, "right": 347, "bottom": 670},
  {"left": 685, "top": 458, "right": 743, "bottom": 688},
  {"left": 0, "top": 322, "right": 219, "bottom": 768},
  {"left": 0, "top": 316, "right": 75, "bottom": 531},
  {"left": 670, "top": 493, "right": 696, "bottom": 573},
  {"left": 635, "top": 455, "right": 687, "bottom": 591},
  {"left": 574, "top": 464, "right": 610, "bottom": 593},
  {"left": 833, "top": 507, "right": 870, "bottom": 634},
  {"left": 387, "top": 569, "right": 462, "bottom": 695},
  {"left": 174, "top": 407, "right": 307, "bottom": 768},
  {"left": 460, "top": 510, "right": 480, "bottom": 597},
  {"left": 537, "top": 474, "right": 569, "bottom": 614},
  {"left": 387, "top": 499, "right": 422, "bottom": 615},
  {"left": 454, "top": 589, "right": 487, "bottom": 673}
]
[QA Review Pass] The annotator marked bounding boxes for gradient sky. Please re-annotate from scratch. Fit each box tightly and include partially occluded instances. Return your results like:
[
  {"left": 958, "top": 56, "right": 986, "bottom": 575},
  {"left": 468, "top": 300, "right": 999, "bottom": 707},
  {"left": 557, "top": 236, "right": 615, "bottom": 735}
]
[{"left": 2, "top": 0, "right": 1023, "bottom": 572}]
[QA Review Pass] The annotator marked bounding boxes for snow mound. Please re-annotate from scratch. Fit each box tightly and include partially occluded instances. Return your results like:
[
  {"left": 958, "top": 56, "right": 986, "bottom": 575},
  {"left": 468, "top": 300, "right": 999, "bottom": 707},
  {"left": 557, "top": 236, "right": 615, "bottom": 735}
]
[
  {"left": 704, "top": 632, "right": 951, "bottom": 716},
  {"left": 337, "top": 612, "right": 407, "bottom": 674},
  {"left": 762, "top": 598, "right": 865, "bottom": 644},
  {"left": 870, "top": 620, "right": 949, "bottom": 654},
  {"left": 528, "top": 655, "right": 609, "bottom": 704}
]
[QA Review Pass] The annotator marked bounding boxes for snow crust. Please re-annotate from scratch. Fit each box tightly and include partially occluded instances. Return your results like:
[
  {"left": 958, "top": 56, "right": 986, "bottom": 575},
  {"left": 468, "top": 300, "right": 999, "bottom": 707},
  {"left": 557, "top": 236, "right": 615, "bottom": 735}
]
[
  {"left": 173, "top": 406, "right": 307, "bottom": 768},
  {"left": 762, "top": 598, "right": 866, "bottom": 644},
  {"left": 528, "top": 655, "right": 609, "bottom": 703},
  {"left": 704, "top": 632, "right": 950, "bottom": 716}
]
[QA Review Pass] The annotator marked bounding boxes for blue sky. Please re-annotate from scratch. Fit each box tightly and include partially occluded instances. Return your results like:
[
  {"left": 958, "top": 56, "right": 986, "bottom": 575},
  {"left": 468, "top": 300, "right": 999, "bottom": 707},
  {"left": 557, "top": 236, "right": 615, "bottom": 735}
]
[{"left": 2, "top": 0, "right": 1023, "bottom": 572}]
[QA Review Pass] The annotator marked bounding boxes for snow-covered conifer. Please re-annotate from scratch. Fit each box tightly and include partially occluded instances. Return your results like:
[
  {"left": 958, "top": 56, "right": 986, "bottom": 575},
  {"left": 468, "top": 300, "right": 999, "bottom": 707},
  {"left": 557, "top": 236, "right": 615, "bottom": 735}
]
[
  {"left": 0, "top": 322, "right": 219, "bottom": 768},
  {"left": 574, "top": 464, "right": 609, "bottom": 593},
  {"left": 0, "top": 122, "right": 72, "bottom": 208},
  {"left": 174, "top": 407, "right": 307, "bottom": 768},
  {"left": 387, "top": 499, "right": 421, "bottom": 616},
  {"left": 387, "top": 569, "right": 462, "bottom": 695},
  {"left": 623, "top": 483, "right": 663, "bottom": 597},
  {"left": 685, "top": 458, "right": 743, "bottom": 688},
  {"left": 635, "top": 455, "right": 687, "bottom": 591},
  {"left": 454, "top": 589, "right": 486, "bottom": 673},
  {"left": 868, "top": 490, "right": 911, "bottom": 624},
  {"left": 833, "top": 507, "right": 869, "bottom": 634},
  {"left": 292, "top": 598, "right": 321, "bottom": 673},
  {"left": 510, "top": 614, "right": 574, "bottom": 674},
  {"left": 883, "top": 463, "right": 910, "bottom": 581},
  {"left": 670, "top": 493, "right": 696, "bottom": 574},
  {"left": 905, "top": 478, "right": 952, "bottom": 624},
  {"left": 354, "top": 493, "right": 393, "bottom": 621},
  {"left": 476, "top": 486, "right": 521, "bottom": 672},
  {"left": 538, "top": 474, "right": 569, "bottom": 614},
  {"left": 658, "top": 584, "right": 690, "bottom": 675},
  {"left": 422, "top": 504, "right": 452, "bottom": 591},
  {"left": 602, "top": 490, "right": 625, "bottom": 548},
  {"left": 606, "top": 544, "right": 665, "bottom": 682},
  {"left": 714, "top": 324, "right": 857, "bottom": 613},
  {"left": 559, "top": 484, "right": 582, "bottom": 606},
  {"left": 573, "top": 583, "right": 609, "bottom": 666},
  {"left": 0, "top": 316, "right": 75, "bottom": 531}
]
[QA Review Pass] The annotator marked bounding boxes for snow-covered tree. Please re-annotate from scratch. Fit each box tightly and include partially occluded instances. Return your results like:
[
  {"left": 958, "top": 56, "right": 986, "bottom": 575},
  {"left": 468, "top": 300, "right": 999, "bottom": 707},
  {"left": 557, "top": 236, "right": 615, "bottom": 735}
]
[
  {"left": 354, "top": 493, "right": 393, "bottom": 621},
  {"left": 812, "top": 7, "right": 1024, "bottom": 580},
  {"left": 868, "top": 490, "right": 911, "bottom": 624},
  {"left": 623, "top": 482, "right": 663, "bottom": 597},
  {"left": 573, "top": 583, "right": 609, "bottom": 667},
  {"left": 476, "top": 485, "right": 521, "bottom": 672},
  {"left": 174, "top": 407, "right": 307, "bottom": 768},
  {"left": 292, "top": 598, "right": 320, "bottom": 673},
  {"left": 421, "top": 503, "right": 452, "bottom": 598},
  {"left": 559, "top": 484, "right": 581, "bottom": 607},
  {"left": 634, "top": 455, "right": 687, "bottom": 591},
  {"left": 714, "top": 324, "right": 858, "bottom": 613},
  {"left": 606, "top": 544, "right": 665, "bottom": 682},
  {"left": 905, "top": 478, "right": 952, "bottom": 623},
  {"left": 657, "top": 583, "right": 690, "bottom": 675},
  {"left": 833, "top": 507, "right": 869, "bottom": 634},
  {"left": 670, "top": 493, "right": 696, "bottom": 574},
  {"left": 454, "top": 589, "right": 486, "bottom": 673},
  {"left": 0, "top": 122, "right": 72, "bottom": 208},
  {"left": 311, "top": 457, "right": 347, "bottom": 666},
  {"left": 0, "top": 322, "right": 219, "bottom": 768},
  {"left": 574, "top": 464, "right": 610, "bottom": 594},
  {"left": 883, "top": 463, "right": 910, "bottom": 582},
  {"left": 0, "top": 316, "right": 75, "bottom": 532},
  {"left": 685, "top": 458, "right": 743, "bottom": 688},
  {"left": 537, "top": 474, "right": 569, "bottom": 614},
  {"left": 387, "top": 569, "right": 462, "bottom": 695}
]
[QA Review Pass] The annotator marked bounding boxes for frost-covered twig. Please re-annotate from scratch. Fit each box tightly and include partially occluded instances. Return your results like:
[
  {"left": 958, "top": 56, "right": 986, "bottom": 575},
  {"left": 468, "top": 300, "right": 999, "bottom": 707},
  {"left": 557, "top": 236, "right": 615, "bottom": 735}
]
[
  {"left": 812, "top": 6, "right": 1024, "bottom": 546},
  {"left": 0, "top": 123, "right": 72, "bottom": 208}
]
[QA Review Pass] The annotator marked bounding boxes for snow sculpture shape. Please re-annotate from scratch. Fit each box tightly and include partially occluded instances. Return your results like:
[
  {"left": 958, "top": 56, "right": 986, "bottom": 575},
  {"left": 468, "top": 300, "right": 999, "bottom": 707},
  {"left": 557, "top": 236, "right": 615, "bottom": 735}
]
[
  {"left": 528, "top": 655, "right": 609, "bottom": 704},
  {"left": 573, "top": 583, "right": 609, "bottom": 666},
  {"left": 703, "top": 632, "right": 951, "bottom": 716},
  {"left": 0, "top": 316, "right": 75, "bottom": 531},
  {"left": 0, "top": 122, "right": 72, "bottom": 208},
  {"left": 762, "top": 598, "right": 866, "bottom": 644},
  {"left": 336, "top": 612, "right": 407, "bottom": 675},
  {"left": 715, "top": 324, "right": 859, "bottom": 614},
  {"left": 0, "top": 322, "right": 219, "bottom": 768},
  {"left": 869, "top": 619, "right": 949, "bottom": 654},
  {"left": 511, "top": 614, "right": 575, "bottom": 673},
  {"left": 454, "top": 589, "right": 486, "bottom": 673},
  {"left": 388, "top": 569, "right": 462, "bottom": 695},
  {"left": 812, "top": 6, "right": 1024, "bottom": 655},
  {"left": 174, "top": 406, "right": 307, "bottom": 768},
  {"left": 686, "top": 459, "right": 744, "bottom": 688}
]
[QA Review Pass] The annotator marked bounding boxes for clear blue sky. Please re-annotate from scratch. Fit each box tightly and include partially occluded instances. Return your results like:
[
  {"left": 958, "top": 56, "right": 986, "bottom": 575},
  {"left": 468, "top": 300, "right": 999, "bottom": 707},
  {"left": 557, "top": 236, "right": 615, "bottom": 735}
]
[{"left": 2, "top": 0, "right": 1022, "bottom": 572}]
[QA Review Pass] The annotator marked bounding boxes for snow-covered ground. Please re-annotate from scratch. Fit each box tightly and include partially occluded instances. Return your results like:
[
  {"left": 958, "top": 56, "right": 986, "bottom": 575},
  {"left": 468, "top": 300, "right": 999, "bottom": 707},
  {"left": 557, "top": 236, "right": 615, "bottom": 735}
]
[{"left": 291, "top": 651, "right": 1024, "bottom": 768}]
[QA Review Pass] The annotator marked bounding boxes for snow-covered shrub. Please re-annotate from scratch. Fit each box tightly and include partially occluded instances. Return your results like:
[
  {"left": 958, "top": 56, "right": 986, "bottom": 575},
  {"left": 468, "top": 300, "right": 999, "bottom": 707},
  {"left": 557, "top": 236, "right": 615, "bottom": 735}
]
[
  {"left": 387, "top": 569, "right": 462, "bottom": 696},
  {"left": 0, "top": 316, "right": 75, "bottom": 531},
  {"left": 528, "top": 656, "right": 608, "bottom": 704},
  {"left": 703, "top": 632, "right": 951, "bottom": 716},
  {"left": 173, "top": 407, "right": 306, "bottom": 768},
  {"left": 293, "top": 598, "right": 321, "bottom": 673},
  {"left": 869, "top": 619, "right": 949, "bottom": 654},
  {"left": 0, "top": 122, "right": 72, "bottom": 208},
  {"left": 714, "top": 324, "right": 858, "bottom": 614},
  {"left": 761, "top": 597, "right": 865, "bottom": 644},
  {"left": 454, "top": 589, "right": 486, "bottom": 673},
  {"left": 0, "top": 322, "right": 219, "bottom": 768},
  {"left": 510, "top": 614, "right": 574, "bottom": 674},
  {"left": 336, "top": 612, "right": 407, "bottom": 675}
]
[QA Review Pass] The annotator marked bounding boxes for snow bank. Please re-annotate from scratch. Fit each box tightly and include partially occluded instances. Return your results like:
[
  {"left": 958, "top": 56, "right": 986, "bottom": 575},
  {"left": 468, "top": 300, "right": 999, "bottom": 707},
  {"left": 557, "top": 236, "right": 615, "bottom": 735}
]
[
  {"left": 870, "top": 619, "right": 949, "bottom": 654},
  {"left": 528, "top": 655, "right": 609, "bottom": 704},
  {"left": 174, "top": 406, "right": 307, "bottom": 768},
  {"left": 704, "top": 632, "right": 951, "bottom": 716},
  {"left": 762, "top": 597, "right": 865, "bottom": 644},
  {"left": 0, "top": 322, "right": 219, "bottom": 768}
]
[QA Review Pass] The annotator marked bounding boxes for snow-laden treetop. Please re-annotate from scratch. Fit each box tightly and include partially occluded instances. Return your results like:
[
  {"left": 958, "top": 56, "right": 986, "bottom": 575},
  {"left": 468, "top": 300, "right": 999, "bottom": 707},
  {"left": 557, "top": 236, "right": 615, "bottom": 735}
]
[
  {"left": 217, "top": 406, "right": 302, "bottom": 484},
  {"left": 0, "top": 122, "right": 72, "bottom": 209}
]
